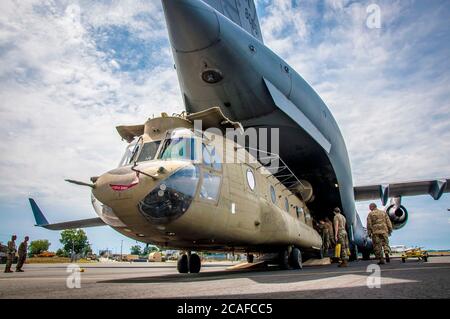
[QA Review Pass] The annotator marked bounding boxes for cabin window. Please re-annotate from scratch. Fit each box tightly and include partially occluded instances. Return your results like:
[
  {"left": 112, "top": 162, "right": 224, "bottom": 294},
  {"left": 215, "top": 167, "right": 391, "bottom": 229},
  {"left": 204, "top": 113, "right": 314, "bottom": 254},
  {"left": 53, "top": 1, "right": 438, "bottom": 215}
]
[
  {"left": 202, "top": 143, "right": 222, "bottom": 171},
  {"left": 159, "top": 138, "right": 196, "bottom": 161},
  {"left": 305, "top": 212, "right": 311, "bottom": 223},
  {"left": 246, "top": 169, "right": 256, "bottom": 191},
  {"left": 137, "top": 141, "right": 161, "bottom": 162},
  {"left": 296, "top": 207, "right": 304, "bottom": 219},
  {"left": 270, "top": 185, "right": 276, "bottom": 204},
  {"left": 285, "top": 198, "right": 289, "bottom": 212},
  {"left": 200, "top": 172, "right": 221, "bottom": 201}
]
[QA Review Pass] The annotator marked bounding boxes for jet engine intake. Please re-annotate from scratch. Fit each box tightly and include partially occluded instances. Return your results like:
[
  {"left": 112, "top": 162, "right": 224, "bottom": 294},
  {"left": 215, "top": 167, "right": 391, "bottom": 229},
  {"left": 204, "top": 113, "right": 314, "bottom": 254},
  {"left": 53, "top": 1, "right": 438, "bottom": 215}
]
[{"left": 386, "top": 203, "right": 408, "bottom": 230}]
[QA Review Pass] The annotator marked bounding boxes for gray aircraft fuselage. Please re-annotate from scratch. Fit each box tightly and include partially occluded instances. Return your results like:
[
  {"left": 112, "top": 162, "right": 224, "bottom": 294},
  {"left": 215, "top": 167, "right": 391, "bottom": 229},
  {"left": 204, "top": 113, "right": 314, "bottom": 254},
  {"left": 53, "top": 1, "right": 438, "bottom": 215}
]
[{"left": 162, "top": 0, "right": 371, "bottom": 253}]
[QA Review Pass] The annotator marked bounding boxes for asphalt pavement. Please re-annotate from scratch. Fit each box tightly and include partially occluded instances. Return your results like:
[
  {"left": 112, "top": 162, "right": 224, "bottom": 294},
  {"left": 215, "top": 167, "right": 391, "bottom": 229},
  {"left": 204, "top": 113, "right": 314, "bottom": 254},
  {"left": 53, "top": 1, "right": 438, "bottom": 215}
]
[{"left": 1, "top": 257, "right": 449, "bottom": 299}]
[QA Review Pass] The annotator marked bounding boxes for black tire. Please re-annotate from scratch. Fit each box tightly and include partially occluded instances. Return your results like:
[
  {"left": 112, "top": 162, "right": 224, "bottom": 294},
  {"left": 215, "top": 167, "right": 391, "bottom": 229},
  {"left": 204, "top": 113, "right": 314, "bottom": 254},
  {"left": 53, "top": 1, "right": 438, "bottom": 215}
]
[
  {"left": 362, "top": 251, "right": 371, "bottom": 261},
  {"left": 177, "top": 254, "right": 189, "bottom": 273},
  {"left": 289, "top": 248, "right": 303, "bottom": 270},
  {"left": 349, "top": 246, "right": 358, "bottom": 262},
  {"left": 247, "top": 254, "right": 254, "bottom": 263},
  {"left": 189, "top": 253, "right": 201, "bottom": 273},
  {"left": 317, "top": 248, "right": 324, "bottom": 260},
  {"left": 278, "top": 249, "right": 291, "bottom": 270},
  {"left": 402, "top": 258, "right": 406, "bottom": 263},
  {"left": 423, "top": 256, "right": 428, "bottom": 262}
]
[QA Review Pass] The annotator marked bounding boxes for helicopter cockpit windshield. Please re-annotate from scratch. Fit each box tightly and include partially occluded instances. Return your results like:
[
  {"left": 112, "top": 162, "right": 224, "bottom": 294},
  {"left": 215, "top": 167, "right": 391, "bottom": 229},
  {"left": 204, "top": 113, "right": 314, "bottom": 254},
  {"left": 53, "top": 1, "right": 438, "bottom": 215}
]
[
  {"left": 118, "top": 137, "right": 161, "bottom": 167},
  {"left": 159, "top": 129, "right": 198, "bottom": 161},
  {"left": 118, "top": 128, "right": 221, "bottom": 167}
]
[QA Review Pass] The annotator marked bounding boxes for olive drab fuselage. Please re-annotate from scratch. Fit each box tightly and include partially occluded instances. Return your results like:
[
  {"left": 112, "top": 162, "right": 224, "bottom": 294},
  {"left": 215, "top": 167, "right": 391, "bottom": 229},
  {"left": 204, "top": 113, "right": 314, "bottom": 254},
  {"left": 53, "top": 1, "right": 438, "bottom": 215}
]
[{"left": 92, "top": 110, "right": 322, "bottom": 254}]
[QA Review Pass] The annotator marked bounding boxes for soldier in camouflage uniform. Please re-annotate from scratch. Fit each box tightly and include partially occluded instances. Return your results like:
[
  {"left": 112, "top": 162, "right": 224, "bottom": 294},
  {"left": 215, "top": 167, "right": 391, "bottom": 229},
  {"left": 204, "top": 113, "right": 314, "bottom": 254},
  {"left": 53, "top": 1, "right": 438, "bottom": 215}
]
[
  {"left": 16, "top": 236, "right": 29, "bottom": 272},
  {"left": 333, "top": 207, "right": 349, "bottom": 267},
  {"left": 4, "top": 235, "right": 17, "bottom": 273},
  {"left": 319, "top": 220, "right": 331, "bottom": 257},
  {"left": 367, "top": 203, "right": 393, "bottom": 265},
  {"left": 325, "top": 218, "right": 335, "bottom": 248}
]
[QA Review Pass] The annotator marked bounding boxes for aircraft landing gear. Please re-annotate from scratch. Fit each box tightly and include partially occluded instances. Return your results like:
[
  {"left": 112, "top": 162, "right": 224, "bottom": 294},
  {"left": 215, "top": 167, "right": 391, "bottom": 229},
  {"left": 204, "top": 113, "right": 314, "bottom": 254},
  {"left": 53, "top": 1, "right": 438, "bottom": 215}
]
[
  {"left": 289, "top": 247, "right": 303, "bottom": 269},
  {"left": 189, "top": 253, "right": 201, "bottom": 273},
  {"left": 362, "top": 250, "right": 371, "bottom": 261},
  {"left": 247, "top": 254, "right": 254, "bottom": 263},
  {"left": 349, "top": 246, "right": 358, "bottom": 262},
  {"left": 177, "top": 254, "right": 189, "bottom": 273},
  {"left": 278, "top": 247, "right": 303, "bottom": 270},
  {"left": 278, "top": 249, "right": 291, "bottom": 270},
  {"left": 177, "top": 253, "right": 202, "bottom": 274}
]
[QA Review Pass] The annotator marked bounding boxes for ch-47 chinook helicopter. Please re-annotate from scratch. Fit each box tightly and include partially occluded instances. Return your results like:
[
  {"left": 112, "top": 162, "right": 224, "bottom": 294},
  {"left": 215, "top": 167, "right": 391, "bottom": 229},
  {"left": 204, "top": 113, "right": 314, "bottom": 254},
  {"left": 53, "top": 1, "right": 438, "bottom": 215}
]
[
  {"left": 30, "top": 107, "right": 322, "bottom": 273},
  {"left": 30, "top": 0, "right": 450, "bottom": 272}
]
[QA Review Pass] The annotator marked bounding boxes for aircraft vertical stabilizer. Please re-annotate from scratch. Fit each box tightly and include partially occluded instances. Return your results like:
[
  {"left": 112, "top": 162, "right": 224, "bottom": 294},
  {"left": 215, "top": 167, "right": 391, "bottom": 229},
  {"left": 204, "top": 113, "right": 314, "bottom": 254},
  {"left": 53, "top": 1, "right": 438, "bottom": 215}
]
[{"left": 202, "top": 0, "right": 263, "bottom": 42}]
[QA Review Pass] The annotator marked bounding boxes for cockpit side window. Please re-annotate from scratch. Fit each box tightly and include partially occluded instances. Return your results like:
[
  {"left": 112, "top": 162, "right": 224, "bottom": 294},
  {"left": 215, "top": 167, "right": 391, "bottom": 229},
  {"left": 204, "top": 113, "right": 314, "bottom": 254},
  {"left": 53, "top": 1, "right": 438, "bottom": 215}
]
[
  {"left": 202, "top": 143, "right": 222, "bottom": 171},
  {"left": 137, "top": 141, "right": 161, "bottom": 163},
  {"left": 159, "top": 138, "right": 196, "bottom": 161},
  {"left": 129, "top": 137, "right": 143, "bottom": 164},
  {"left": 118, "top": 137, "right": 142, "bottom": 167}
]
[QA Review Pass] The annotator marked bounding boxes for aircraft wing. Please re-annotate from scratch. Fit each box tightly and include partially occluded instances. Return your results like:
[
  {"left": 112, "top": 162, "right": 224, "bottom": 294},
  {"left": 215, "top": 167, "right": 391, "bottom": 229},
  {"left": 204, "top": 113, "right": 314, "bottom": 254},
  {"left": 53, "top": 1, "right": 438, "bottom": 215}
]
[
  {"left": 354, "top": 179, "right": 450, "bottom": 205},
  {"left": 29, "top": 198, "right": 106, "bottom": 230}
]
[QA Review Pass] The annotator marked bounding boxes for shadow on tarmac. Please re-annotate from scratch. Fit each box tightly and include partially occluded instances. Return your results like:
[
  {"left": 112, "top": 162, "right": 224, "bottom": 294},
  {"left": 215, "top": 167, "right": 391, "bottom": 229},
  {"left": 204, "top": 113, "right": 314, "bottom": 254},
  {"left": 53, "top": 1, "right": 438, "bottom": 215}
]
[{"left": 99, "top": 258, "right": 450, "bottom": 287}]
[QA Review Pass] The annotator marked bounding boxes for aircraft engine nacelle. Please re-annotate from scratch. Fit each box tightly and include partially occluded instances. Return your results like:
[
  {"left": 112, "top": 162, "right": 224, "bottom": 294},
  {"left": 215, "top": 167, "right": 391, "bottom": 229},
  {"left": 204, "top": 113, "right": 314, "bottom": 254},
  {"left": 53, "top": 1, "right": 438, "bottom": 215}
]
[
  {"left": 293, "top": 180, "right": 314, "bottom": 203},
  {"left": 386, "top": 198, "right": 408, "bottom": 230}
]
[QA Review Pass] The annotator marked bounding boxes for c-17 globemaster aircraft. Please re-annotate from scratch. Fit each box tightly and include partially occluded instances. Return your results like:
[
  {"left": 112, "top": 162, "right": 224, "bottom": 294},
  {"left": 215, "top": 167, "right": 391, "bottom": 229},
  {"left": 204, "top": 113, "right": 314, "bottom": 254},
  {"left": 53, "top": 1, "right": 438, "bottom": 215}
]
[{"left": 29, "top": 0, "right": 449, "bottom": 273}]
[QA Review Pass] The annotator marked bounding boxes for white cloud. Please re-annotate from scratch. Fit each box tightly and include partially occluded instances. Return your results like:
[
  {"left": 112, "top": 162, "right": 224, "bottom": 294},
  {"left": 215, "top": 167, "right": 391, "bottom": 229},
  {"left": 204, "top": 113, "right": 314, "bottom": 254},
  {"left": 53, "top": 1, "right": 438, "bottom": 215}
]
[
  {"left": 0, "top": 0, "right": 182, "bottom": 214},
  {"left": 0, "top": 0, "right": 448, "bottom": 251},
  {"left": 259, "top": 0, "right": 450, "bottom": 185}
]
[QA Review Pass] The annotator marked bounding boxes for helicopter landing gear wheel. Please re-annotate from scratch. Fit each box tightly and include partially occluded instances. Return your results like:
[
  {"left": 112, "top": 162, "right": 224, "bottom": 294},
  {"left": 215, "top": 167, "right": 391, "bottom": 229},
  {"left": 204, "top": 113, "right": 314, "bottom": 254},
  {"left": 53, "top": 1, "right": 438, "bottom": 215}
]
[
  {"left": 278, "top": 248, "right": 291, "bottom": 270},
  {"left": 289, "top": 247, "right": 303, "bottom": 270},
  {"left": 177, "top": 254, "right": 189, "bottom": 273},
  {"left": 188, "top": 253, "right": 201, "bottom": 273}
]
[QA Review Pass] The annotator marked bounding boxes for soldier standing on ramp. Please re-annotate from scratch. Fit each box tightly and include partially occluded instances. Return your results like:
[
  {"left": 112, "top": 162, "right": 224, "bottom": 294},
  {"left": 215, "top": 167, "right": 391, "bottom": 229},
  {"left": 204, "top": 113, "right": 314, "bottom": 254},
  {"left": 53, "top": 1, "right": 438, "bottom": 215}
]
[
  {"left": 16, "top": 236, "right": 29, "bottom": 272},
  {"left": 319, "top": 220, "right": 331, "bottom": 257},
  {"left": 367, "top": 203, "right": 393, "bottom": 265},
  {"left": 4, "top": 235, "right": 17, "bottom": 273},
  {"left": 325, "top": 217, "right": 335, "bottom": 248},
  {"left": 333, "top": 208, "right": 349, "bottom": 267}
]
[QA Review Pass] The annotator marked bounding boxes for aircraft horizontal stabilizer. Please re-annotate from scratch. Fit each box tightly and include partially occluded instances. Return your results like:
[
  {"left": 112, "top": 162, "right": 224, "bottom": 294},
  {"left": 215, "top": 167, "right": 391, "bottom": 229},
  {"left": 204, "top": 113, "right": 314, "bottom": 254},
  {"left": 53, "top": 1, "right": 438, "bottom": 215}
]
[
  {"left": 354, "top": 178, "right": 450, "bottom": 205},
  {"left": 28, "top": 198, "right": 106, "bottom": 230}
]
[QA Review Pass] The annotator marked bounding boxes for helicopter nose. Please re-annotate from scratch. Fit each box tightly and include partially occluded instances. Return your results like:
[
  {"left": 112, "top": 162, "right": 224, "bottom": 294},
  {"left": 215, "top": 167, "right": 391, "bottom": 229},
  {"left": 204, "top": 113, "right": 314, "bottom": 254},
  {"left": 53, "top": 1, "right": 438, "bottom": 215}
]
[
  {"left": 137, "top": 164, "right": 200, "bottom": 224},
  {"left": 92, "top": 162, "right": 199, "bottom": 225},
  {"left": 92, "top": 166, "right": 142, "bottom": 206},
  {"left": 161, "top": 0, "right": 220, "bottom": 53}
]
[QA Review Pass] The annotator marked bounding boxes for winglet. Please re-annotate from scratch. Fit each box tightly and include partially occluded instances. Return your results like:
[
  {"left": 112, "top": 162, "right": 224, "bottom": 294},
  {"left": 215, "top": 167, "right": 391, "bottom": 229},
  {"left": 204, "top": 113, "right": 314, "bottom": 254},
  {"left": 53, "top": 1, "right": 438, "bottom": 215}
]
[{"left": 28, "top": 198, "right": 49, "bottom": 226}]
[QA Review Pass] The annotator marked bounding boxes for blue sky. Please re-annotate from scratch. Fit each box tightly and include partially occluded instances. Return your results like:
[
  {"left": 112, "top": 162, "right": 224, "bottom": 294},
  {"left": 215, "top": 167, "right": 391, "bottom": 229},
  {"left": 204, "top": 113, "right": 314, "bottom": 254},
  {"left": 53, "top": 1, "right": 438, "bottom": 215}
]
[{"left": 0, "top": 0, "right": 449, "bottom": 253}]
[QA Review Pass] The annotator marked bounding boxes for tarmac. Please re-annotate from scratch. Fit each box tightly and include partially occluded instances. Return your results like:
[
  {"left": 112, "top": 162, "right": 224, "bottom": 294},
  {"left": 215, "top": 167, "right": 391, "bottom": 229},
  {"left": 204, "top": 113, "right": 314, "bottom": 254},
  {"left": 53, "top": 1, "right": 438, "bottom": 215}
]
[{"left": 0, "top": 256, "right": 449, "bottom": 299}]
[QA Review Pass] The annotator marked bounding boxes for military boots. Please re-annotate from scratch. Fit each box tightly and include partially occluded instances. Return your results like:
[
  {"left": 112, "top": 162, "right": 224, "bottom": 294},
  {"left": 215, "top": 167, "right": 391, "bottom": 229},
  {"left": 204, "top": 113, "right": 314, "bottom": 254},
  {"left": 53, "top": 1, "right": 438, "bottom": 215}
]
[{"left": 338, "top": 260, "right": 348, "bottom": 267}]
